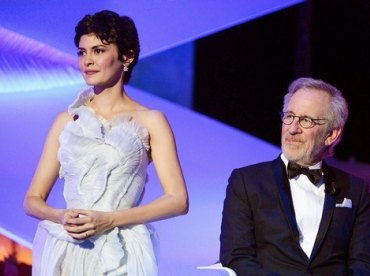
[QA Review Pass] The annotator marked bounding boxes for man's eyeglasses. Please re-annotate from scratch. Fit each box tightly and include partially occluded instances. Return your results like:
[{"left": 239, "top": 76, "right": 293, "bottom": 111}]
[{"left": 280, "top": 112, "right": 328, "bottom": 129}]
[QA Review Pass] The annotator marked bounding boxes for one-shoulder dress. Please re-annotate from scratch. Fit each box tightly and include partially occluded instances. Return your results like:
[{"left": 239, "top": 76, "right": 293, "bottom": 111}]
[{"left": 32, "top": 87, "right": 159, "bottom": 276}]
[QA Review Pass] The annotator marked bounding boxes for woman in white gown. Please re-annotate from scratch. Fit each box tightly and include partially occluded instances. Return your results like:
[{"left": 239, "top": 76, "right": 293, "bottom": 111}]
[{"left": 23, "top": 10, "right": 188, "bottom": 276}]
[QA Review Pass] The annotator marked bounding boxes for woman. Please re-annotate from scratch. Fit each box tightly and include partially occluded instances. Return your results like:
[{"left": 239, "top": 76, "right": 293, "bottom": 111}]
[{"left": 24, "top": 10, "right": 188, "bottom": 276}]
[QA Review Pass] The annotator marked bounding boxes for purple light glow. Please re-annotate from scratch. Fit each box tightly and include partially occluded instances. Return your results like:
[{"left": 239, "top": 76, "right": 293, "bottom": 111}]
[{"left": 0, "top": 27, "right": 83, "bottom": 93}]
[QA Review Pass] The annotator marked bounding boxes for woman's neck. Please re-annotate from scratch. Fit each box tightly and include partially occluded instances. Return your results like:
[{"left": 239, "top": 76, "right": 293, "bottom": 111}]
[{"left": 90, "top": 85, "right": 130, "bottom": 114}]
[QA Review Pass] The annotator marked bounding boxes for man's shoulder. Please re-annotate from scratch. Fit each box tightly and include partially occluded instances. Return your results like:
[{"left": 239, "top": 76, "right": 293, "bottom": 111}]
[
  {"left": 230, "top": 158, "right": 281, "bottom": 183},
  {"left": 324, "top": 162, "right": 369, "bottom": 198},
  {"left": 227, "top": 158, "right": 282, "bottom": 192},
  {"left": 236, "top": 157, "right": 281, "bottom": 173},
  {"left": 237, "top": 160, "right": 273, "bottom": 171},
  {"left": 324, "top": 161, "right": 368, "bottom": 184}
]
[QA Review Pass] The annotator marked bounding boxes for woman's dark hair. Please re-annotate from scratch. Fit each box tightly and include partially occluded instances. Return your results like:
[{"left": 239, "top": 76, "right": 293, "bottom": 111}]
[{"left": 74, "top": 10, "right": 140, "bottom": 84}]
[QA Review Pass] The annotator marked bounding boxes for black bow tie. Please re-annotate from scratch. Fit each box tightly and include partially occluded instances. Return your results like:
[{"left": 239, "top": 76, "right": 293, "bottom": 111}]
[{"left": 287, "top": 162, "right": 322, "bottom": 185}]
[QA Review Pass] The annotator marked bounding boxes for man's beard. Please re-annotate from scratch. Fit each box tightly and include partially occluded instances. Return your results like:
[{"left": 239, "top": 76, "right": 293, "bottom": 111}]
[{"left": 281, "top": 134, "right": 326, "bottom": 166}]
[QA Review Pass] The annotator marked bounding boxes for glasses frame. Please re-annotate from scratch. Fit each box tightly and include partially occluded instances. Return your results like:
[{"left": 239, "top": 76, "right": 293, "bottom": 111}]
[{"left": 280, "top": 112, "right": 328, "bottom": 129}]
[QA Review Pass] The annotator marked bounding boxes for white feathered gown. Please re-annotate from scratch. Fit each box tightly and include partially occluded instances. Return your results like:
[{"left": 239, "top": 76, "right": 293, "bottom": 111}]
[{"left": 32, "top": 87, "right": 159, "bottom": 276}]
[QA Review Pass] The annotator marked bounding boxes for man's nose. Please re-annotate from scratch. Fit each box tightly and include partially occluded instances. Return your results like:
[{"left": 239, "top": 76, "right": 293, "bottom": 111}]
[{"left": 288, "top": 117, "right": 302, "bottom": 133}]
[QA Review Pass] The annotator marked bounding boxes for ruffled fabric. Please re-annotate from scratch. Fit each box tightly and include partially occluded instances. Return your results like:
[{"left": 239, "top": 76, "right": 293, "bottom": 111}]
[{"left": 32, "top": 87, "right": 158, "bottom": 276}]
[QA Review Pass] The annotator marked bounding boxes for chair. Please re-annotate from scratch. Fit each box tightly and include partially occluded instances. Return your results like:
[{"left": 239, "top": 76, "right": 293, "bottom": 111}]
[{"left": 197, "top": 262, "right": 237, "bottom": 276}]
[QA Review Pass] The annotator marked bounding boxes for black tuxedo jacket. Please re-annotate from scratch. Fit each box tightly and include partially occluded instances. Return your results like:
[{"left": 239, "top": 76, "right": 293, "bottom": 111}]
[{"left": 220, "top": 156, "right": 370, "bottom": 276}]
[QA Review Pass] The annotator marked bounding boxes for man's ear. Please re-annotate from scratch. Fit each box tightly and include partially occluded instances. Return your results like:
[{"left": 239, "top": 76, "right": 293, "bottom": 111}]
[{"left": 325, "top": 127, "right": 342, "bottom": 146}]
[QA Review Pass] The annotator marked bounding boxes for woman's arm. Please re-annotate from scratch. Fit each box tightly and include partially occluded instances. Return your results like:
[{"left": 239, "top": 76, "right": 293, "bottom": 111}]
[
  {"left": 122, "top": 110, "right": 189, "bottom": 220},
  {"left": 65, "top": 110, "right": 189, "bottom": 239},
  {"left": 23, "top": 111, "right": 75, "bottom": 224}
]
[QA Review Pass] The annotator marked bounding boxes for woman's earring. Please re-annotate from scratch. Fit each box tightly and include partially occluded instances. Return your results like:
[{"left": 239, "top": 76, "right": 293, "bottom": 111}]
[{"left": 124, "top": 66, "right": 129, "bottom": 72}]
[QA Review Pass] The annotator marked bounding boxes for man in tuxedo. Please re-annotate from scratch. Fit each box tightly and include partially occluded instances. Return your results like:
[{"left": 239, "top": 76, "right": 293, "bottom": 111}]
[{"left": 220, "top": 77, "right": 370, "bottom": 275}]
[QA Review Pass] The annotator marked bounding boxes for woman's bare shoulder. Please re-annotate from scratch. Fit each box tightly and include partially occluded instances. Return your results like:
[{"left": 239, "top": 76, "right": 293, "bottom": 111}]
[
  {"left": 135, "top": 109, "right": 168, "bottom": 127},
  {"left": 50, "top": 111, "right": 74, "bottom": 132},
  {"left": 56, "top": 110, "right": 74, "bottom": 123}
]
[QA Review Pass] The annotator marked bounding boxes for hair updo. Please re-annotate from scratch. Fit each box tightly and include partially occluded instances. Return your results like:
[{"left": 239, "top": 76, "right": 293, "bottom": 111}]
[{"left": 74, "top": 10, "right": 140, "bottom": 84}]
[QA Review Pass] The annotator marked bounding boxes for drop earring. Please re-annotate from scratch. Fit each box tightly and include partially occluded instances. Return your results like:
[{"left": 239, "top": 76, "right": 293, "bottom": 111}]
[{"left": 124, "top": 66, "right": 129, "bottom": 72}]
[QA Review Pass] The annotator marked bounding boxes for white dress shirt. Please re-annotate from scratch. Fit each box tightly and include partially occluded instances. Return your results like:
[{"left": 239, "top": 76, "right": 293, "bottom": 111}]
[{"left": 281, "top": 154, "right": 325, "bottom": 258}]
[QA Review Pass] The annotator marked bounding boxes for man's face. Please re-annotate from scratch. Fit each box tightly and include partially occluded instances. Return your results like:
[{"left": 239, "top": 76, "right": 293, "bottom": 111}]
[{"left": 281, "top": 88, "right": 332, "bottom": 166}]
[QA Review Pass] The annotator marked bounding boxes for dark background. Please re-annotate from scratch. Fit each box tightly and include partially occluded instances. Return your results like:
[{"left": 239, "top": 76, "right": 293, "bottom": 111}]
[{"left": 194, "top": 0, "right": 370, "bottom": 163}]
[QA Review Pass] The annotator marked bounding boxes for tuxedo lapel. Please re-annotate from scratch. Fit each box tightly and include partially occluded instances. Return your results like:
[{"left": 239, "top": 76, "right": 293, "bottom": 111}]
[
  {"left": 272, "top": 157, "right": 301, "bottom": 244},
  {"left": 310, "top": 161, "right": 337, "bottom": 260}
]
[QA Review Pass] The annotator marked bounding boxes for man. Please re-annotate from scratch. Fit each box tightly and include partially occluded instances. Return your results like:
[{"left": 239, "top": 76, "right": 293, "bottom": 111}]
[{"left": 220, "top": 77, "right": 370, "bottom": 275}]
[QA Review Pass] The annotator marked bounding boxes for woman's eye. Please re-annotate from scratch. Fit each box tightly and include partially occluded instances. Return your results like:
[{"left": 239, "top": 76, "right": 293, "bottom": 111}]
[
  {"left": 95, "top": 49, "right": 104, "bottom": 54},
  {"left": 77, "top": 51, "right": 85, "bottom": 56}
]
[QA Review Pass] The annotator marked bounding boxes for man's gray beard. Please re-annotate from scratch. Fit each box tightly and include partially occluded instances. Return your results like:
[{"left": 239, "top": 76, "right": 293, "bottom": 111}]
[
  {"left": 281, "top": 143, "right": 308, "bottom": 164},
  {"left": 282, "top": 141, "right": 326, "bottom": 166}
]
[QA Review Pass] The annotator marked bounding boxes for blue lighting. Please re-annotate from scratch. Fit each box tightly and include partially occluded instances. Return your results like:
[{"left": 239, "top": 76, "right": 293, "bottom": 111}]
[{"left": 0, "top": 27, "right": 83, "bottom": 94}]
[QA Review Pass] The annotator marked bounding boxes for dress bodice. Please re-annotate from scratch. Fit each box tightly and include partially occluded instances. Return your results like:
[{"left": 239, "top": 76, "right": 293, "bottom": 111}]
[{"left": 58, "top": 87, "right": 151, "bottom": 212}]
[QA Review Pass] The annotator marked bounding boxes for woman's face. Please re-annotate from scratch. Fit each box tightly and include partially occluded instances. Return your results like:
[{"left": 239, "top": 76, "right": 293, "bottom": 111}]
[{"left": 78, "top": 34, "right": 124, "bottom": 89}]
